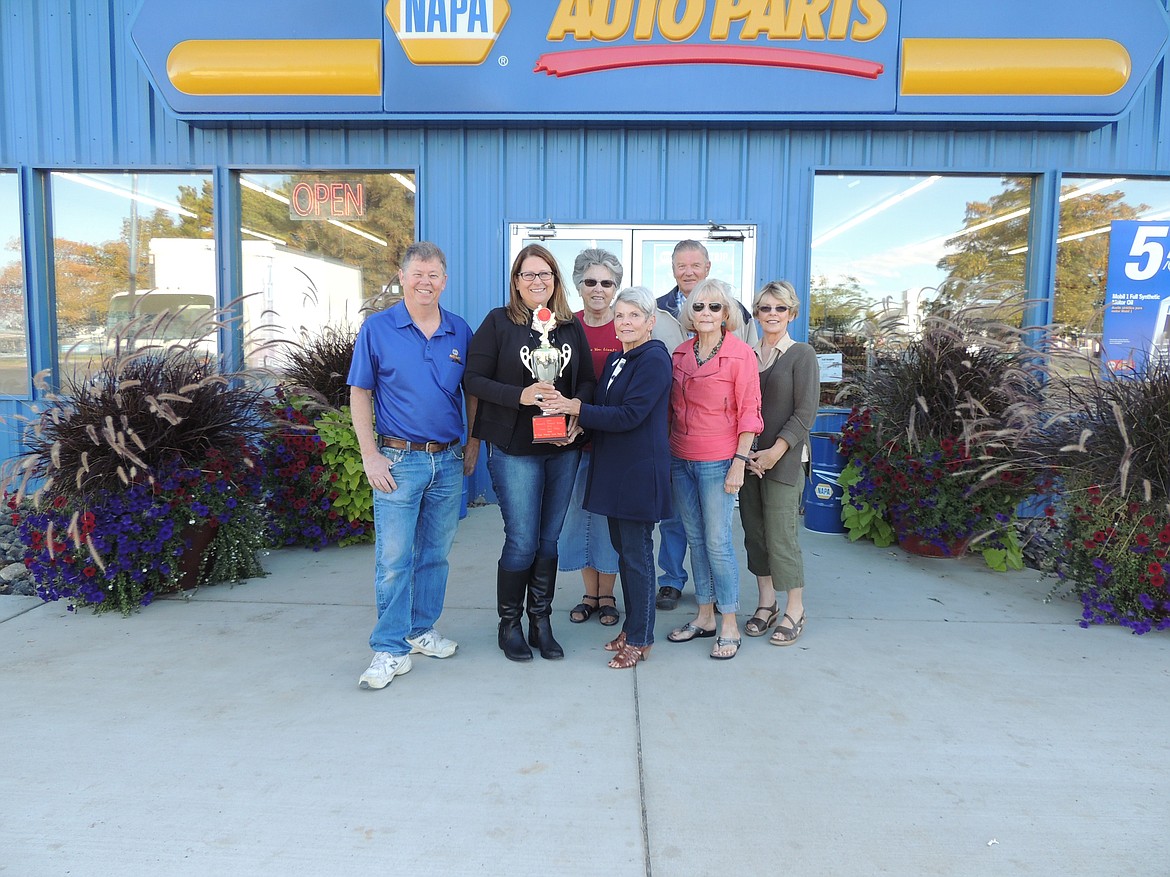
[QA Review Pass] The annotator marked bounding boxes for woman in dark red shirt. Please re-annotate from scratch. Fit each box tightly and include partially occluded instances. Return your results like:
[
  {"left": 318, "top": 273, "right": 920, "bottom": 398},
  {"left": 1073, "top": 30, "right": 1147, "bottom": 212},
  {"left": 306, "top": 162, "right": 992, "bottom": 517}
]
[{"left": 559, "top": 249, "right": 624, "bottom": 629}]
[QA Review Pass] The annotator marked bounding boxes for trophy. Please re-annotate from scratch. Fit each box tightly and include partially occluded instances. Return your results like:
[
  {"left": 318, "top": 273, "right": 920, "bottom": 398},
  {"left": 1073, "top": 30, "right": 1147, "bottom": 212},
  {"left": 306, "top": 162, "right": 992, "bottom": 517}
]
[{"left": 520, "top": 307, "right": 573, "bottom": 443}]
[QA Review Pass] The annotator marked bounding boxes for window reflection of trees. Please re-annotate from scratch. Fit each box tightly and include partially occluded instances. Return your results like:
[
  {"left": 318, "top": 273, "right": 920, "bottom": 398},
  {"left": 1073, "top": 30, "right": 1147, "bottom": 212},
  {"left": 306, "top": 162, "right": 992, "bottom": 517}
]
[
  {"left": 810, "top": 174, "right": 1035, "bottom": 402},
  {"left": 51, "top": 173, "right": 211, "bottom": 375},
  {"left": 50, "top": 172, "right": 416, "bottom": 376},
  {"left": 0, "top": 171, "right": 28, "bottom": 394},
  {"left": 1054, "top": 178, "right": 1151, "bottom": 357},
  {"left": 238, "top": 173, "right": 416, "bottom": 308}
]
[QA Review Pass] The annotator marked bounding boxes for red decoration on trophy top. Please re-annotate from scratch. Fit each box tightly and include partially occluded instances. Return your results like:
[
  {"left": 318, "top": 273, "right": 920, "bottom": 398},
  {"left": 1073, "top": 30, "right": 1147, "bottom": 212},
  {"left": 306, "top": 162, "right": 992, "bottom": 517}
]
[{"left": 536, "top": 307, "right": 553, "bottom": 322}]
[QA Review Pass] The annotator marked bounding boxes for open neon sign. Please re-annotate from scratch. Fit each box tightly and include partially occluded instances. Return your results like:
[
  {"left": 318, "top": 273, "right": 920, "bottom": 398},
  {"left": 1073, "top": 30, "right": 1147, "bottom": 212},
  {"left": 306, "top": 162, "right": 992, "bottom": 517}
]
[{"left": 289, "top": 181, "right": 365, "bottom": 221}]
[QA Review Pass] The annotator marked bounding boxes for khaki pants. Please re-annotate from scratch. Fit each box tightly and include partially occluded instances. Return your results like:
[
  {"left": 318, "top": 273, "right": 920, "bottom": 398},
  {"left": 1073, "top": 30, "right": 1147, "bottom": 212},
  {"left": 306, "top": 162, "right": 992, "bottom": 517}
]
[{"left": 739, "top": 477, "right": 805, "bottom": 591}]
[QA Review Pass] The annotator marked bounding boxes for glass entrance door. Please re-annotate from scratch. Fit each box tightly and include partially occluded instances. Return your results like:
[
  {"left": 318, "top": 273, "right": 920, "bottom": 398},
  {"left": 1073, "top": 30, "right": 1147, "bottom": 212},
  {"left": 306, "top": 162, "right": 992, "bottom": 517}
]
[{"left": 507, "top": 222, "right": 757, "bottom": 312}]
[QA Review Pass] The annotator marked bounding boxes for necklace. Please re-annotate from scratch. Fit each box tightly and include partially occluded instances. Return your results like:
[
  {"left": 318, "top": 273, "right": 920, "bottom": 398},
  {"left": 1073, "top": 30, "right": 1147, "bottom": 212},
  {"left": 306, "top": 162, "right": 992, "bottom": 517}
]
[{"left": 694, "top": 335, "right": 724, "bottom": 366}]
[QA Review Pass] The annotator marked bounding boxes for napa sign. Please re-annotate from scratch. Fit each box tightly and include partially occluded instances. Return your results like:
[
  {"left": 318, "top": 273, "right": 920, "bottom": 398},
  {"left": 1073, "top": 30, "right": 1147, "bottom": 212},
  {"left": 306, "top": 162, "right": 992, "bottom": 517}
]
[{"left": 131, "top": 0, "right": 1170, "bottom": 122}]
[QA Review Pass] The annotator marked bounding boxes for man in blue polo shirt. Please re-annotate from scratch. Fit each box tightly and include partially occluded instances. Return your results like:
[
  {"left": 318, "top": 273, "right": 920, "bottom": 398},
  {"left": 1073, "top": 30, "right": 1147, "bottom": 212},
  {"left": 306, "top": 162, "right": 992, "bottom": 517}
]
[{"left": 348, "top": 241, "right": 479, "bottom": 690}]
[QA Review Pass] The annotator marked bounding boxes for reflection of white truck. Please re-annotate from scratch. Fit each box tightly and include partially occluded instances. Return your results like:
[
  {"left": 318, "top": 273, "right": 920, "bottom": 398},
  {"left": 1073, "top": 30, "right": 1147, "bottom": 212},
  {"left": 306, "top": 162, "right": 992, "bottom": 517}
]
[{"left": 110, "top": 238, "right": 363, "bottom": 366}]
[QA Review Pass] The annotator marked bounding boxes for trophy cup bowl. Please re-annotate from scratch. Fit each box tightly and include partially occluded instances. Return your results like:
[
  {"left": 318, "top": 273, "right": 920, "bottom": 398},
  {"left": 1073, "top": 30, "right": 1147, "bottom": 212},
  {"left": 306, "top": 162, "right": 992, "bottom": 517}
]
[{"left": 520, "top": 323, "right": 573, "bottom": 443}]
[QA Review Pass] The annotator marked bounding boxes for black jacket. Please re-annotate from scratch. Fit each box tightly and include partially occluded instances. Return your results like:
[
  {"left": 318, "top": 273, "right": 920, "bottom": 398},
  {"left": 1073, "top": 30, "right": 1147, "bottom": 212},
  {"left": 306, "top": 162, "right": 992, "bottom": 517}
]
[{"left": 464, "top": 307, "right": 597, "bottom": 455}]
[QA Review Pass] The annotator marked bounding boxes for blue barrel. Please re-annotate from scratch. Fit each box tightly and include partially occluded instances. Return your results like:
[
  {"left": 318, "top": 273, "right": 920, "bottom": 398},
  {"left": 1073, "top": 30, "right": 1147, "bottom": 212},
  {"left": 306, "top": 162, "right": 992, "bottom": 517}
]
[
  {"left": 812, "top": 406, "right": 851, "bottom": 434},
  {"left": 803, "top": 408, "right": 851, "bottom": 534}
]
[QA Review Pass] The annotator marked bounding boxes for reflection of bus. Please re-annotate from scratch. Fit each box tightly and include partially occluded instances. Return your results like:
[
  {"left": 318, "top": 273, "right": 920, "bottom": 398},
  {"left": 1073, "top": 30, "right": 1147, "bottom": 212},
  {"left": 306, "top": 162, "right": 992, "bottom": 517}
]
[
  {"left": 106, "top": 289, "right": 216, "bottom": 352},
  {"left": 146, "top": 238, "right": 364, "bottom": 366}
]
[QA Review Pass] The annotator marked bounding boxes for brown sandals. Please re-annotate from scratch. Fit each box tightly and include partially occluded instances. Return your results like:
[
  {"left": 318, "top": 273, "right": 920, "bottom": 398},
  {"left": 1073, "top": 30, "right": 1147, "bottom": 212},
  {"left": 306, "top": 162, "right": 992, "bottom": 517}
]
[
  {"left": 744, "top": 603, "right": 779, "bottom": 637},
  {"left": 608, "top": 642, "right": 650, "bottom": 669},
  {"left": 770, "top": 613, "right": 806, "bottom": 646},
  {"left": 604, "top": 631, "right": 627, "bottom": 652}
]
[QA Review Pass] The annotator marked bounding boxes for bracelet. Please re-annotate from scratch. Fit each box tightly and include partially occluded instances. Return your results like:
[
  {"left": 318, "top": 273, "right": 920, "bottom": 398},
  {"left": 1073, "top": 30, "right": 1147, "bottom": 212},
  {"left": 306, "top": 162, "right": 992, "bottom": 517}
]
[{"left": 734, "top": 453, "right": 751, "bottom": 463}]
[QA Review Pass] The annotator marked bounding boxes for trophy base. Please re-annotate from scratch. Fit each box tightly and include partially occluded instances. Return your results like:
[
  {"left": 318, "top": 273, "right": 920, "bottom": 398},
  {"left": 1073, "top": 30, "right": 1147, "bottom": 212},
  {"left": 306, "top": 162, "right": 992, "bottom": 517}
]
[{"left": 531, "top": 413, "right": 569, "bottom": 443}]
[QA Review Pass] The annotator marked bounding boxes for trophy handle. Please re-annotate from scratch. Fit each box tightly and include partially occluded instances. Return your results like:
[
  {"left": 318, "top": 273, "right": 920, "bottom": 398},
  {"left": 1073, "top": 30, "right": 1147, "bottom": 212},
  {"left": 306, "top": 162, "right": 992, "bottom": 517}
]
[
  {"left": 558, "top": 344, "right": 572, "bottom": 378},
  {"left": 519, "top": 345, "right": 533, "bottom": 379}
]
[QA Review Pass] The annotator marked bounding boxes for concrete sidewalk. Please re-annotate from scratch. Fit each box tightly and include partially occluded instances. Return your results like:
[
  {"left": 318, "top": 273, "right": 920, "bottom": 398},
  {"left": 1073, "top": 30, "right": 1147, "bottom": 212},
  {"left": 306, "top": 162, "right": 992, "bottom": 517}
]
[{"left": 2, "top": 504, "right": 1167, "bottom": 876}]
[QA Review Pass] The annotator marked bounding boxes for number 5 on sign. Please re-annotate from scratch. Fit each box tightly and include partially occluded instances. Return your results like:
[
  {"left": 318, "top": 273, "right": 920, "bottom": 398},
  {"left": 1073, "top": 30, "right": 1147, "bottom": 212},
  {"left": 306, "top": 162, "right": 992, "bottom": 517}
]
[{"left": 1125, "top": 225, "right": 1170, "bottom": 281}]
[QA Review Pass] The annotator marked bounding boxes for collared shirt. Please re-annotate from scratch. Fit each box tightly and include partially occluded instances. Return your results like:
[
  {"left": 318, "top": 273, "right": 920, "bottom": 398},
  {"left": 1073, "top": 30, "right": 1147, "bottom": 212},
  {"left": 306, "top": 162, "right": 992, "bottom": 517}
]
[
  {"left": 754, "top": 332, "right": 796, "bottom": 372},
  {"left": 347, "top": 301, "right": 472, "bottom": 443}
]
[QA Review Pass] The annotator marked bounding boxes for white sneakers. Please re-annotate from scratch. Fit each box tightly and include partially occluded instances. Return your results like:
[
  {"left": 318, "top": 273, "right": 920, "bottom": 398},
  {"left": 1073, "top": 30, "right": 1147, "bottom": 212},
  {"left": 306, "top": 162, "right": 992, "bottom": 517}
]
[
  {"left": 358, "top": 630, "right": 457, "bottom": 690},
  {"left": 406, "top": 629, "right": 458, "bottom": 658},
  {"left": 358, "top": 652, "right": 412, "bottom": 690}
]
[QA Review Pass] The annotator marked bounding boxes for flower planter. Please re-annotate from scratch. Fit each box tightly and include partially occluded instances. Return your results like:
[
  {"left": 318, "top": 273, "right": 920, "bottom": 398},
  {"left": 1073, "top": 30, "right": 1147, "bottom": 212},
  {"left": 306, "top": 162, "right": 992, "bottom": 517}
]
[
  {"left": 176, "top": 521, "right": 219, "bottom": 591},
  {"left": 897, "top": 532, "right": 971, "bottom": 559}
]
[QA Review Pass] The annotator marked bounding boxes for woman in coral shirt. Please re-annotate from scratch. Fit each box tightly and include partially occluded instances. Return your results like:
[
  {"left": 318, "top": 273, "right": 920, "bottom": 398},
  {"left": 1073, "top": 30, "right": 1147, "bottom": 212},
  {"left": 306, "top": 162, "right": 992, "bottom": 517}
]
[{"left": 665, "top": 278, "right": 763, "bottom": 660}]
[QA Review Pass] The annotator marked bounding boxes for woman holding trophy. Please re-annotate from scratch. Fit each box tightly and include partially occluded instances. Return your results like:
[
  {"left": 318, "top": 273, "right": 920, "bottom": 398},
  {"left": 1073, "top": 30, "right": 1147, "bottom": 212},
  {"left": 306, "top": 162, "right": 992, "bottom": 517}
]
[{"left": 465, "top": 244, "right": 597, "bottom": 663}]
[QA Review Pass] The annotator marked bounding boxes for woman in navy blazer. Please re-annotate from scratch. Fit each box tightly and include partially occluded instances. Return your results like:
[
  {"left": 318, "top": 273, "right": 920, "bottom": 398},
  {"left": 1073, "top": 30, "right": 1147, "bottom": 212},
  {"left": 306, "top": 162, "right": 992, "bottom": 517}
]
[{"left": 544, "top": 286, "right": 672, "bottom": 669}]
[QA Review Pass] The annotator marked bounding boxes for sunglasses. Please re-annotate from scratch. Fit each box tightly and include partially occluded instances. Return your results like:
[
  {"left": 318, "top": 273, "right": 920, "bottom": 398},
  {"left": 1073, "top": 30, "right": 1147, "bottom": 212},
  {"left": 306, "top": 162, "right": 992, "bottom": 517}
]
[
  {"left": 691, "top": 301, "right": 724, "bottom": 312},
  {"left": 756, "top": 304, "right": 790, "bottom": 314},
  {"left": 581, "top": 278, "right": 616, "bottom": 289}
]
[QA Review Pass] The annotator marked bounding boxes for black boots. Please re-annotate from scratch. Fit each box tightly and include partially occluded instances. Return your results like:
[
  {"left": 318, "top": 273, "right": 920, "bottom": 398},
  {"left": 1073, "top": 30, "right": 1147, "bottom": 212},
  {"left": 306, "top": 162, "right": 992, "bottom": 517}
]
[
  {"left": 526, "top": 555, "right": 564, "bottom": 660},
  {"left": 497, "top": 564, "right": 532, "bottom": 662},
  {"left": 497, "top": 557, "right": 564, "bottom": 662}
]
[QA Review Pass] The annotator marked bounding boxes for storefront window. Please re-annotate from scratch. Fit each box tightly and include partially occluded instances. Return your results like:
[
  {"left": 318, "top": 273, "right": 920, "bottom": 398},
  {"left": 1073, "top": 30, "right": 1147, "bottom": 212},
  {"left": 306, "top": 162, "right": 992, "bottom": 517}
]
[
  {"left": 50, "top": 171, "right": 215, "bottom": 376},
  {"left": 237, "top": 171, "right": 415, "bottom": 367},
  {"left": 0, "top": 172, "right": 29, "bottom": 395},
  {"left": 809, "top": 173, "right": 1034, "bottom": 392},
  {"left": 1053, "top": 176, "right": 1170, "bottom": 360}
]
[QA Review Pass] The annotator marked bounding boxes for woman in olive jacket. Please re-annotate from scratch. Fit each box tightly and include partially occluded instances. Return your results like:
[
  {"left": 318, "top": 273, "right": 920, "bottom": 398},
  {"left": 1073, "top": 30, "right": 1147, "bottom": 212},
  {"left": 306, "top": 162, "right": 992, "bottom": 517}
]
[
  {"left": 739, "top": 280, "right": 820, "bottom": 647},
  {"left": 464, "top": 243, "right": 596, "bottom": 663}
]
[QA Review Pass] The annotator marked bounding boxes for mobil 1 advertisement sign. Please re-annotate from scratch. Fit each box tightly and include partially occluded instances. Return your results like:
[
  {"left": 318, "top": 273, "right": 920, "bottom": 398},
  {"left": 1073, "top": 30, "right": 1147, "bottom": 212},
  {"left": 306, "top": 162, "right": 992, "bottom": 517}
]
[{"left": 1103, "top": 220, "right": 1170, "bottom": 372}]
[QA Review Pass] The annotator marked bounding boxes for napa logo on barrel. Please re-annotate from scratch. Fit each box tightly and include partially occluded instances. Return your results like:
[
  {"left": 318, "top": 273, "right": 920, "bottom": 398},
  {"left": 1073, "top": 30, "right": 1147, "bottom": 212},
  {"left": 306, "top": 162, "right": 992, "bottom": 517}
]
[
  {"left": 814, "top": 484, "right": 835, "bottom": 500},
  {"left": 385, "top": 0, "right": 511, "bottom": 65}
]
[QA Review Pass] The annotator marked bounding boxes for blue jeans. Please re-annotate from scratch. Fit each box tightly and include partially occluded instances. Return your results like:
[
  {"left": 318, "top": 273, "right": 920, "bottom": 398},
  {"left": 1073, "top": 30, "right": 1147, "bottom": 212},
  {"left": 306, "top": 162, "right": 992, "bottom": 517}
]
[
  {"left": 656, "top": 512, "right": 689, "bottom": 591},
  {"left": 670, "top": 457, "right": 740, "bottom": 613},
  {"left": 558, "top": 450, "right": 619, "bottom": 574},
  {"left": 487, "top": 445, "right": 581, "bottom": 572},
  {"left": 369, "top": 445, "right": 465, "bottom": 656},
  {"left": 608, "top": 517, "right": 656, "bottom": 648}
]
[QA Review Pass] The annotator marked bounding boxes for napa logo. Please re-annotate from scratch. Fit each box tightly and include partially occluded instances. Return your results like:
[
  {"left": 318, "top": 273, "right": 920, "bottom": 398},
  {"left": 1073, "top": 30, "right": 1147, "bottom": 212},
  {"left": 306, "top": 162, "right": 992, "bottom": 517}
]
[
  {"left": 814, "top": 483, "right": 835, "bottom": 500},
  {"left": 386, "top": 0, "right": 511, "bottom": 65}
]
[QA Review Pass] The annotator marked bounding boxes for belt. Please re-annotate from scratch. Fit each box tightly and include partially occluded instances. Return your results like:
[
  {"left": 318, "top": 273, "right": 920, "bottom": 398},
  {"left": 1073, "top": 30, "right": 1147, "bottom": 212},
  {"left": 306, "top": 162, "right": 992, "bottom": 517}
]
[{"left": 378, "top": 435, "right": 460, "bottom": 453}]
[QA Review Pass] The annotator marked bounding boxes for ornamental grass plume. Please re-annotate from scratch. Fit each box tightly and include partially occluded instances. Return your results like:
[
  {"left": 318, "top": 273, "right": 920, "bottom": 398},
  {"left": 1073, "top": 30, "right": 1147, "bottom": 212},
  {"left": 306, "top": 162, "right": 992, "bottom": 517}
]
[
  {"left": 274, "top": 324, "right": 358, "bottom": 412},
  {"left": 3, "top": 314, "right": 270, "bottom": 613},
  {"left": 836, "top": 295, "right": 1045, "bottom": 567},
  {"left": 259, "top": 325, "right": 373, "bottom": 549},
  {"left": 1000, "top": 347, "right": 1170, "bottom": 632},
  {"left": 13, "top": 346, "right": 266, "bottom": 500}
]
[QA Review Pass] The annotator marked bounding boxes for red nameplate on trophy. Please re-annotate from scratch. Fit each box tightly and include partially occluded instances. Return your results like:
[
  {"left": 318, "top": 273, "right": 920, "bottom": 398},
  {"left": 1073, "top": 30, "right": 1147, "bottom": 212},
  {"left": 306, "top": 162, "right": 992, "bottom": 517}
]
[{"left": 532, "top": 413, "right": 569, "bottom": 443}]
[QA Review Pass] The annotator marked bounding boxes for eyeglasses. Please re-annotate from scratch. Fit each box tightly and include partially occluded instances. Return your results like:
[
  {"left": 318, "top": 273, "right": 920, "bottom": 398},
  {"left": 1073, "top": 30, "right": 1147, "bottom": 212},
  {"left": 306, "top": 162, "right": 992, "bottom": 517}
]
[
  {"left": 518, "top": 271, "right": 554, "bottom": 282},
  {"left": 581, "top": 278, "right": 616, "bottom": 289},
  {"left": 756, "top": 304, "right": 790, "bottom": 314},
  {"left": 691, "top": 301, "right": 724, "bottom": 312}
]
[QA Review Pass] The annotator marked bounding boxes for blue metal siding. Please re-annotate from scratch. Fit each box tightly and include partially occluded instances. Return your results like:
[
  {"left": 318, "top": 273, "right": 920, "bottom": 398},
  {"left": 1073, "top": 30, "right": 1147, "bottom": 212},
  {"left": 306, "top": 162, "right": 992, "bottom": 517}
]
[{"left": 6, "top": 0, "right": 1170, "bottom": 470}]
